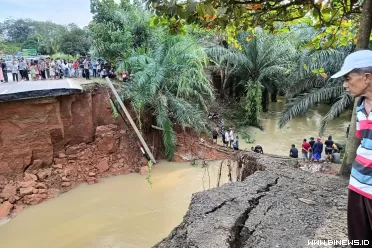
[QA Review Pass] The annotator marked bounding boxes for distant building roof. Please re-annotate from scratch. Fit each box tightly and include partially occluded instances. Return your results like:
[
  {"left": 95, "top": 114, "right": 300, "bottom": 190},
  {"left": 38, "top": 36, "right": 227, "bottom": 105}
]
[{"left": 0, "top": 79, "right": 83, "bottom": 102}]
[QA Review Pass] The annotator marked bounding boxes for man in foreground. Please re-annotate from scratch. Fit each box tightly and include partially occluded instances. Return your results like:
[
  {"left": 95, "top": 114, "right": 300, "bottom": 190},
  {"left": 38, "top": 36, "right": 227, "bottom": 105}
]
[{"left": 331, "top": 50, "right": 372, "bottom": 243}]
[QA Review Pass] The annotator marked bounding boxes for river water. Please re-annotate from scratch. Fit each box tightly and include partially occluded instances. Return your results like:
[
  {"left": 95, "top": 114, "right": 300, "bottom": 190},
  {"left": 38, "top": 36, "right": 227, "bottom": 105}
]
[
  {"left": 0, "top": 161, "right": 229, "bottom": 248},
  {"left": 0, "top": 99, "right": 351, "bottom": 247},
  {"left": 238, "top": 99, "right": 351, "bottom": 156}
]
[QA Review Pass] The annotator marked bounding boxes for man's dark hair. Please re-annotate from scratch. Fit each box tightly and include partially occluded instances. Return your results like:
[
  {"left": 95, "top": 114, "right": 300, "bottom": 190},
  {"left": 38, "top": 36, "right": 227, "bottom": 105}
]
[
  {"left": 352, "top": 67, "right": 372, "bottom": 74},
  {"left": 303, "top": 138, "right": 307, "bottom": 142},
  {"left": 328, "top": 135, "right": 332, "bottom": 140},
  {"left": 292, "top": 144, "right": 295, "bottom": 147},
  {"left": 310, "top": 137, "right": 314, "bottom": 140}
]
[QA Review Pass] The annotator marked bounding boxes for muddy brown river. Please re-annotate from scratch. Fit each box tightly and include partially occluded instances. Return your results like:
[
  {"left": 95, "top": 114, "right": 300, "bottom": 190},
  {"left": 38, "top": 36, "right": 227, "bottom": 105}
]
[
  {"left": 0, "top": 161, "right": 229, "bottom": 248},
  {"left": 239, "top": 99, "right": 351, "bottom": 156},
  {"left": 0, "top": 99, "right": 351, "bottom": 247}
]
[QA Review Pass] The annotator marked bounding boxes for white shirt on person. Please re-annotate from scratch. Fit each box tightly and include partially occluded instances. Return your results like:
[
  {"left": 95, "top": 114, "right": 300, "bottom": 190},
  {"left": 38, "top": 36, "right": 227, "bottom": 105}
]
[
  {"left": 83, "top": 60, "right": 89, "bottom": 69},
  {"left": 229, "top": 130, "right": 234, "bottom": 141},
  {"left": 11, "top": 64, "right": 18, "bottom": 73},
  {"left": 19, "top": 61, "right": 27, "bottom": 70},
  {"left": 225, "top": 131, "right": 230, "bottom": 142}
]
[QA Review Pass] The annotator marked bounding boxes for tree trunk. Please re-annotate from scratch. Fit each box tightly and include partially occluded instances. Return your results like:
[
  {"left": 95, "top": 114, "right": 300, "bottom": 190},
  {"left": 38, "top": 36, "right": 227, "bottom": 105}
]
[
  {"left": 229, "top": 76, "right": 234, "bottom": 98},
  {"left": 271, "top": 87, "right": 278, "bottom": 102},
  {"left": 340, "top": 0, "right": 372, "bottom": 176},
  {"left": 262, "top": 87, "right": 269, "bottom": 112},
  {"left": 220, "top": 69, "right": 228, "bottom": 99}
]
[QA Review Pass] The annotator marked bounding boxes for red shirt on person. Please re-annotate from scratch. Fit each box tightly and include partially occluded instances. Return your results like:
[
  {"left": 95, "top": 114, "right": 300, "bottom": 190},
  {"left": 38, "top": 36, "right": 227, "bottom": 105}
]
[{"left": 302, "top": 141, "right": 311, "bottom": 153}]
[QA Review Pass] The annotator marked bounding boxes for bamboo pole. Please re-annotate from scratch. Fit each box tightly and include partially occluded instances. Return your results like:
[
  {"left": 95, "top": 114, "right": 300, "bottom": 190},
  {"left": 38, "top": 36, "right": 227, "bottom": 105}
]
[{"left": 105, "top": 78, "right": 156, "bottom": 164}]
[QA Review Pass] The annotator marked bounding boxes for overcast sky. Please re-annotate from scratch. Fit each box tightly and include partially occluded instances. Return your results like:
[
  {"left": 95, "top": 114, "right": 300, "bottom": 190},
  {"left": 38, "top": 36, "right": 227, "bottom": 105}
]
[{"left": 1, "top": 0, "right": 93, "bottom": 27}]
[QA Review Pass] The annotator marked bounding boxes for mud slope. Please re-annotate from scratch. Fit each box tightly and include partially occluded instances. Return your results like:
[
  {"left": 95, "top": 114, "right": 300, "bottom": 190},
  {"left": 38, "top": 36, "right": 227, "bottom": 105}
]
[{"left": 154, "top": 152, "right": 348, "bottom": 248}]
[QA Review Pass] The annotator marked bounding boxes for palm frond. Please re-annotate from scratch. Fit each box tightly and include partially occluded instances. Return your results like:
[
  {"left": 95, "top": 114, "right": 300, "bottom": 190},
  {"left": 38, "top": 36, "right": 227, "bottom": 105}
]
[
  {"left": 122, "top": 33, "right": 215, "bottom": 159},
  {"left": 279, "top": 85, "right": 345, "bottom": 128},
  {"left": 319, "top": 93, "right": 352, "bottom": 136}
]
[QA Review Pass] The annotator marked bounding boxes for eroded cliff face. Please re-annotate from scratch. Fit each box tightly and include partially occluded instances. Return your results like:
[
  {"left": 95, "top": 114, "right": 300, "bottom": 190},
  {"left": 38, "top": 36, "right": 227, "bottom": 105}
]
[
  {"left": 0, "top": 84, "right": 227, "bottom": 219},
  {"left": 0, "top": 85, "right": 157, "bottom": 218},
  {"left": 0, "top": 86, "right": 138, "bottom": 175}
]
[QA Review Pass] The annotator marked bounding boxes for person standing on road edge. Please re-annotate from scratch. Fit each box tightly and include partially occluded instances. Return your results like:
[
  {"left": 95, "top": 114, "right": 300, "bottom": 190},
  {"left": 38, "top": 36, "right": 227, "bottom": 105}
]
[
  {"left": 0, "top": 59, "right": 8, "bottom": 83},
  {"left": 11, "top": 61, "right": 18, "bottom": 82},
  {"left": 19, "top": 58, "right": 29, "bottom": 81},
  {"left": 308, "top": 137, "right": 315, "bottom": 161},
  {"left": 40, "top": 59, "right": 46, "bottom": 80},
  {"left": 83, "top": 57, "right": 90, "bottom": 80},
  {"left": 324, "top": 135, "right": 334, "bottom": 162},
  {"left": 302, "top": 138, "right": 311, "bottom": 161},
  {"left": 92, "top": 59, "right": 97, "bottom": 78},
  {"left": 45, "top": 58, "right": 50, "bottom": 79},
  {"left": 331, "top": 50, "right": 372, "bottom": 245},
  {"left": 312, "top": 137, "right": 323, "bottom": 162}
]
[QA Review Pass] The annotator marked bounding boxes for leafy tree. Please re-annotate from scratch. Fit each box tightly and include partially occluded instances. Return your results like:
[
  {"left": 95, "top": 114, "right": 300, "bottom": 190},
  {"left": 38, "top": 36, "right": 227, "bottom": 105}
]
[
  {"left": 0, "top": 41, "right": 21, "bottom": 54},
  {"left": 148, "top": 0, "right": 362, "bottom": 32},
  {"left": 89, "top": 0, "right": 153, "bottom": 62},
  {"left": 120, "top": 35, "right": 214, "bottom": 159},
  {"left": 60, "top": 24, "right": 91, "bottom": 56},
  {"left": 205, "top": 40, "right": 240, "bottom": 100},
  {"left": 207, "top": 29, "right": 297, "bottom": 126},
  {"left": 22, "top": 35, "right": 40, "bottom": 49},
  {"left": 0, "top": 19, "right": 35, "bottom": 43},
  {"left": 29, "top": 20, "right": 67, "bottom": 54},
  {"left": 278, "top": 46, "right": 354, "bottom": 133}
]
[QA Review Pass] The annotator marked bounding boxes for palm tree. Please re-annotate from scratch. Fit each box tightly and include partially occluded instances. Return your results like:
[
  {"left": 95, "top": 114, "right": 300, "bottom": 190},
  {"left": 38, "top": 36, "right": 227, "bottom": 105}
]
[
  {"left": 234, "top": 29, "right": 298, "bottom": 126},
  {"left": 278, "top": 46, "right": 354, "bottom": 135},
  {"left": 205, "top": 41, "right": 242, "bottom": 99},
  {"left": 120, "top": 34, "right": 214, "bottom": 160}
]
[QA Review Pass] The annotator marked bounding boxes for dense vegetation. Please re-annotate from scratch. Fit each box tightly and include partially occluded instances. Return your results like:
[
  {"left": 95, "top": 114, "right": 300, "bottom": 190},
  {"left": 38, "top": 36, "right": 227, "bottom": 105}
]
[
  {"left": 0, "top": 19, "right": 90, "bottom": 55},
  {"left": 2, "top": 0, "right": 371, "bottom": 169}
]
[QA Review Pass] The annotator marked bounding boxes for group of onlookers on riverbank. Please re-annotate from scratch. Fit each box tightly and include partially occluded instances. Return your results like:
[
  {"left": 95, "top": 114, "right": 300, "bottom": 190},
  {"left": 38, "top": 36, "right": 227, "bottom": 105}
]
[
  {"left": 211, "top": 119, "right": 239, "bottom": 151},
  {"left": 0, "top": 57, "right": 121, "bottom": 83},
  {"left": 289, "top": 136, "right": 342, "bottom": 163}
]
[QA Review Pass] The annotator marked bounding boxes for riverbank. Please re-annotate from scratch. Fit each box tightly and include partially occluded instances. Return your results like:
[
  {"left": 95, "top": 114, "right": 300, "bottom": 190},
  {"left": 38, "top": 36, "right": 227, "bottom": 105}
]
[
  {"left": 0, "top": 83, "right": 227, "bottom": 220},
  {"left": 155, "top": 151, "right": 349, "bottom": 248}
]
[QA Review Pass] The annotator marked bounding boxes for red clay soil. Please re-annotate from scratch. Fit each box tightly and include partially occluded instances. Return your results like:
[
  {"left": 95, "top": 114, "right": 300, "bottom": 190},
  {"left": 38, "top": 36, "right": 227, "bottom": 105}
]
[
  {"left": 0, "top": 84, "right": 227, "bottom": 220},
  {"left": 172, "top": 131, "right": 228, "bottom": 162}
]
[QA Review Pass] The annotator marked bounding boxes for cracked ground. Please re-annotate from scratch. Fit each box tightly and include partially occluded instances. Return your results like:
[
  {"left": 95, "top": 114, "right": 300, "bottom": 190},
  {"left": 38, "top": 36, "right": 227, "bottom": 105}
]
[{"left": 153, "top": 152, "right": 348, "bottom": 248}]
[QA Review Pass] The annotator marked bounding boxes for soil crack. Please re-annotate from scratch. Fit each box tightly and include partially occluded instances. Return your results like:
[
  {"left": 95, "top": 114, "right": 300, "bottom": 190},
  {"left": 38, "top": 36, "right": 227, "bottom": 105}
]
[
  {"left": 205, "top": 197, "right": 237, "bottom": 215},
  {"left": 229, "top": 177, "right": 279, "bottom": 248}
]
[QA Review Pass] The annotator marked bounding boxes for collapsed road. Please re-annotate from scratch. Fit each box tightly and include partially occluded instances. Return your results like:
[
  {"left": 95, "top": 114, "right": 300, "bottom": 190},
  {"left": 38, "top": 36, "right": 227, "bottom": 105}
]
[{"left": 154, "top": 152, "right": 349, "bottom": 248}]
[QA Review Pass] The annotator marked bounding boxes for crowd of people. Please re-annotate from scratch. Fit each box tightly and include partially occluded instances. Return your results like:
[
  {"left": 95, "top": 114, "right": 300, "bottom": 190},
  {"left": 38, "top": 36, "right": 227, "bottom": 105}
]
[
  {"left": 212, "top": 120, "right": 239, "bottom": 151},
  {"left": 209, "top": 117, "right": 341, "bottom": 163},
  {"left": 0, "top": 56, "right": 120, "bottom": 82},
  {"left": 289, "top": 136, "right": 342, "bottom": 163}
]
